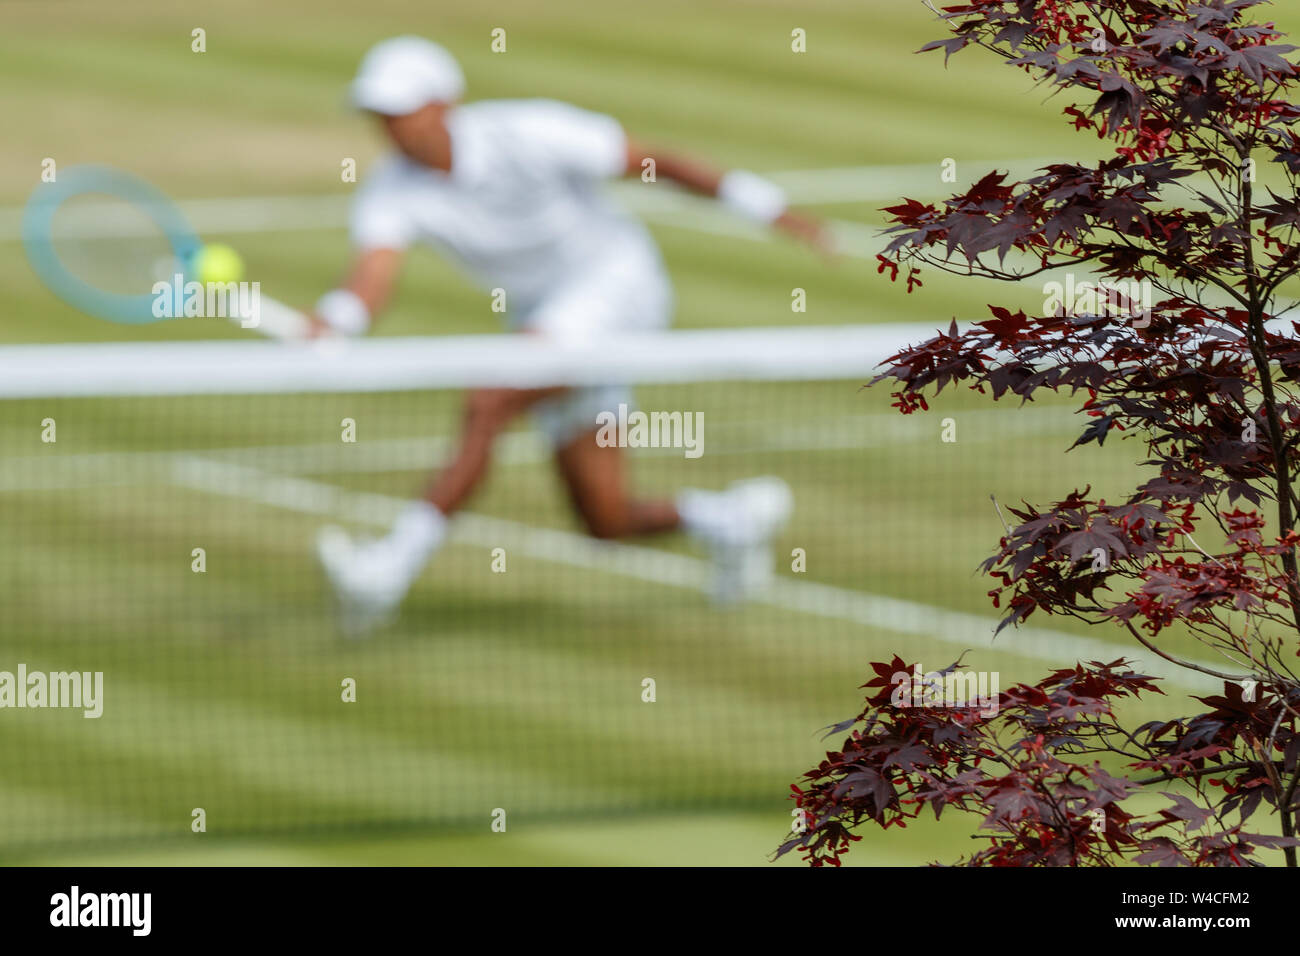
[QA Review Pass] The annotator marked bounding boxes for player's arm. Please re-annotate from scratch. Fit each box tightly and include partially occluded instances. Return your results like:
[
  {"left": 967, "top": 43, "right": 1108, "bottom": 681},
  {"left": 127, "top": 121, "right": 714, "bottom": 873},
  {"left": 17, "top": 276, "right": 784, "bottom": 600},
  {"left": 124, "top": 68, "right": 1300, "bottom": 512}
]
[
  {"left": 623, "top": 139, "right": 832, "bottom": 254},
  {"left": 307, "top": 157, "right": 415, "bottom": 338},
  {"left": 306, "top": 247, "right": 405, "bottom": 337}
]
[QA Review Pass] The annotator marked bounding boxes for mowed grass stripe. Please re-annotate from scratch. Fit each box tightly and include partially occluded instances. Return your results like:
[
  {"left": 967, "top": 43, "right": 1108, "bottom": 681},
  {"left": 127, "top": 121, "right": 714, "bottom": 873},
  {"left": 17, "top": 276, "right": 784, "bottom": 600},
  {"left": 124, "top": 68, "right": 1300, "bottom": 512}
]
[
  {"left": 0, "top": 777, "right": 160, "bottom": 845},
  {"left": 0, "top": 655, "right": 642, "bottom": 835}
]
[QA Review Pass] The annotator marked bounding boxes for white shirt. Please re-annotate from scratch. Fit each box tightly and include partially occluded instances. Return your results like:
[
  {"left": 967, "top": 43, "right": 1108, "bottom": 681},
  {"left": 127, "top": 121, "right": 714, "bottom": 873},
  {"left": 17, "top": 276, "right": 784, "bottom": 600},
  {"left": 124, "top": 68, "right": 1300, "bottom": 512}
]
[{"left": 351, "top": 99, "right": 656, "bottom": 307}]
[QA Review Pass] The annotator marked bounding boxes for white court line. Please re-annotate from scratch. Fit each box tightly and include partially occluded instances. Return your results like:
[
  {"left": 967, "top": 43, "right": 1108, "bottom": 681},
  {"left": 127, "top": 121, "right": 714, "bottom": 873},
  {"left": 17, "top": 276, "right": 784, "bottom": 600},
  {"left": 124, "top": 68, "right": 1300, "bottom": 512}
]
[
  {"left": 0, "top": 160, "right": 1059, "bottom": 241},
  {"left": 0, "top": 406, "right": 1083, "bottom": 492},
  {"left": 768, "top": 159, "right": 1063, "bottom": 203},
  {"left": 166, "top": 453, "right": 1226, "bottom": 692}
]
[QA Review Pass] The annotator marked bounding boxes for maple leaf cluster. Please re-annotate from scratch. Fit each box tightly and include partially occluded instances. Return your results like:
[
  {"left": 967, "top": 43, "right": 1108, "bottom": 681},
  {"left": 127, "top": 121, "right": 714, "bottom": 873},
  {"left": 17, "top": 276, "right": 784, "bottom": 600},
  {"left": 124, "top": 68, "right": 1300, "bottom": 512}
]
[
  {"left": 779, "top": 656, "right": 1300, "bottom": 867},
  {"left": 791, "top": 1, "right": 1300, "bottom": 866}
]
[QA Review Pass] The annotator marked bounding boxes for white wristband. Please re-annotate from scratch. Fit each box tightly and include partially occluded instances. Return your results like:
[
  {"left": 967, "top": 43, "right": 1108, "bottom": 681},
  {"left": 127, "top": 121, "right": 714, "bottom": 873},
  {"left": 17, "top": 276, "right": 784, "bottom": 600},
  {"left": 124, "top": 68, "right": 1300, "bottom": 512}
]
[
  {"left": 314, "top": 289, "right": 370, "bottom": 336},
  {"left": 718, "top": 170, "right": 787, "bottom": 224}
]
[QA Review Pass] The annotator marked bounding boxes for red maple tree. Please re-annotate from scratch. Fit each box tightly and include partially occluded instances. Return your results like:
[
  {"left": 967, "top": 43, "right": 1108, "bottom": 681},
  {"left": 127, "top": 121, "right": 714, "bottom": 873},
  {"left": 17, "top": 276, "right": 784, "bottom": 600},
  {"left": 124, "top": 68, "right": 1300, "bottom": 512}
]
[{"left": 782, "top": 0, "right": 1300, "bottom": 866}]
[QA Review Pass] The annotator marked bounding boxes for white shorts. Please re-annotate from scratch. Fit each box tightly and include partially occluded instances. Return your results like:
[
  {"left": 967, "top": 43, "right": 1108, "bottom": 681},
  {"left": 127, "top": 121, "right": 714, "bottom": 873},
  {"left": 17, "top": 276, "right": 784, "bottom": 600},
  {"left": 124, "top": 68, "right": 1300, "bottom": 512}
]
[{"left": 513, "top": 239, "right": 673, "bottom": 448}]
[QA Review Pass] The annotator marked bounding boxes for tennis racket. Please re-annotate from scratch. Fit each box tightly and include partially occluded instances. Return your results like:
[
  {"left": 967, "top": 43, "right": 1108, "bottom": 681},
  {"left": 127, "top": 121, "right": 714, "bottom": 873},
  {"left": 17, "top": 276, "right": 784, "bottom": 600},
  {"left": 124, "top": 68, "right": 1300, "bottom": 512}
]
[
  {"left": 22, "top": 164, "right": 311, "bottom": 340},
  {"left": 237, "top": 293, "right": 313, "bottom": 340}
]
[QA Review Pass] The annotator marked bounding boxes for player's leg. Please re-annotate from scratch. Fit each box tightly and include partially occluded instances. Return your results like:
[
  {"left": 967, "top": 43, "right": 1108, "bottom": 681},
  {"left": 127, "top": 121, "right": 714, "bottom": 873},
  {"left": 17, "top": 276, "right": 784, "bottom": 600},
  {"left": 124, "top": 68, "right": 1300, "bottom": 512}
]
[
  {"left": 543, "top": 390, "right": 793, "bottom": 604},
  {"left": 426, "top": 385, "right": 568, "bottom": 514},
  {"left": 316, "top": 384, "right": 565, "bottom": 635},
  {"left": 365, "top": 383, "right": 569, "bottom": 572},
  {"left": 552, "top": 428, "right": 679, "bottom": 539}
]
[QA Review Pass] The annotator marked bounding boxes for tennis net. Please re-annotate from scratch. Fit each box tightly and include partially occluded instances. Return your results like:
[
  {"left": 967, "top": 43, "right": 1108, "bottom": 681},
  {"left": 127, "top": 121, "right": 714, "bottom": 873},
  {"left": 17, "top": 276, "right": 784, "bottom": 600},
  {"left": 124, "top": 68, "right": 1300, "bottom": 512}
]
[{"left": 0, "top": 323, "right": 1156, "bottom": 852}]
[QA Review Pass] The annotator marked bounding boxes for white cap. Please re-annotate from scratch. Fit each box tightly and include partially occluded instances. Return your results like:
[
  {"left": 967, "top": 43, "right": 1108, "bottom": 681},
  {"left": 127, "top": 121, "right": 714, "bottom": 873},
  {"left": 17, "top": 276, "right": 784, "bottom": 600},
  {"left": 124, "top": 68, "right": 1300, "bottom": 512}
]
[{"left": 351, "top": 36, "right": 465, "bottom": 115}]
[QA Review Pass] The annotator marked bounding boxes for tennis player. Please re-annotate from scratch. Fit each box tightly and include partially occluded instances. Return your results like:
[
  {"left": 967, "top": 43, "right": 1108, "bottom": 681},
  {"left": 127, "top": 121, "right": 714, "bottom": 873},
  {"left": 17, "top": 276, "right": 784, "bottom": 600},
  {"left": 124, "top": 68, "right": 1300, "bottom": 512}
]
[{"left": 312, "top": 36, "right": 831, "bottom": 634}]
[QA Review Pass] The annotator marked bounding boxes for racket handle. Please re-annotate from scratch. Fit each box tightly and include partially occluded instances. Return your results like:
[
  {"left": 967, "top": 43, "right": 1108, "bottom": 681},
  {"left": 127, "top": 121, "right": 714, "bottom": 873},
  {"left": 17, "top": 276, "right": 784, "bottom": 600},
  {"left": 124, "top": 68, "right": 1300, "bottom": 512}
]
[{"left": 233, "top": 294, "right": 312, "bottom": 340}]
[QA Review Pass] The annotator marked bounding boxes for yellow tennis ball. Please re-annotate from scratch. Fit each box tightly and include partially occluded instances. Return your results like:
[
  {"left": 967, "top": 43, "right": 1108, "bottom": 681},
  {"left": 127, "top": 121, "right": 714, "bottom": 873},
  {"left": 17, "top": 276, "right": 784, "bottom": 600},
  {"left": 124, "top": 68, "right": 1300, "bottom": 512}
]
[{"left": 194, "top": 244, "right": 244, "bottom": 285}]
